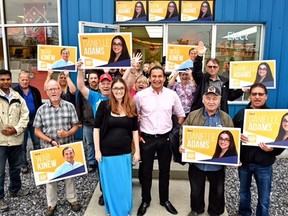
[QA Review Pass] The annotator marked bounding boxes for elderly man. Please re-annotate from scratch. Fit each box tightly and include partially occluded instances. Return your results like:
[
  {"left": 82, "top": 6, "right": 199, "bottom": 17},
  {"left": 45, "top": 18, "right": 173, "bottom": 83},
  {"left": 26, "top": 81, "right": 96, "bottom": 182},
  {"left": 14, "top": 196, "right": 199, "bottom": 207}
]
[
  {"left": 192, "top": 41, "right": 243, "bottom": 113},
  {"left": 134, "top": 65, "right": 185, "bottom": 216},
  {"left": 180, "top": 85, "right": 234, "bottom": 216},
  {"left": 233, "top": 83, "right": 284, "bottom": 216},
  {"left": 14, "top": 71, "right": 42, "bottom": 174},
  {"left": 0, "top": 69, "right": 30, "bottom": 213},
  {"left": 34, "top": 79, "right": 80, "bottom": 216}
]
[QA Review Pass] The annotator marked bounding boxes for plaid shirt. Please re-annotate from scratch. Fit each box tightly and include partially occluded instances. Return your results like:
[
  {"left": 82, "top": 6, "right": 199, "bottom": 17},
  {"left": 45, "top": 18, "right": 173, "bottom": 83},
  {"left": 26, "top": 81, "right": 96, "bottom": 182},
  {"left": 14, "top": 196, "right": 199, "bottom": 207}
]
[{"left": 33, "top": 99, "right": 78, "bottom": 146}]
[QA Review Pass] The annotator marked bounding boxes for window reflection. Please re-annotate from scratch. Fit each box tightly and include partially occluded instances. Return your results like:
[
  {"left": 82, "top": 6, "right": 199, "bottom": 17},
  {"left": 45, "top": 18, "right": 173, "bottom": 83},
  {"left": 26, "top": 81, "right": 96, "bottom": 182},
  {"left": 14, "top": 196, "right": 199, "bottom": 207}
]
[
  {"left": 7, "top": 26, "right": 58, "bottom": 70},
  {"left": 4, "top": 0, "right": 58, "bottom": 24}
]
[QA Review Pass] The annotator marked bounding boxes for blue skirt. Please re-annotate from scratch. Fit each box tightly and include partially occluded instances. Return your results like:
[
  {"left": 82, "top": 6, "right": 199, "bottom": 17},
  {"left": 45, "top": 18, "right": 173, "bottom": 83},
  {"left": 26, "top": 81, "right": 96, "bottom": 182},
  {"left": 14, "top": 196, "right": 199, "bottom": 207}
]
[{"left": 99, "top": 153, "right": 132, "bottom": 216}]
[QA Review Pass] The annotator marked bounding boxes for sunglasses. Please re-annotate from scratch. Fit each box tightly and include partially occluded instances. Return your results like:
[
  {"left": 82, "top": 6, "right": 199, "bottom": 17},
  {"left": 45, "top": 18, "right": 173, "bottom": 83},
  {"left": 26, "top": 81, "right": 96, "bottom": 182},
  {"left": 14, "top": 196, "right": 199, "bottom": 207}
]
[
  {"left": 250, "top": 92, "right": 266, "bottom": 96},
  {"left": 207, "top": 65, "right": 219, "bottom": 69}
]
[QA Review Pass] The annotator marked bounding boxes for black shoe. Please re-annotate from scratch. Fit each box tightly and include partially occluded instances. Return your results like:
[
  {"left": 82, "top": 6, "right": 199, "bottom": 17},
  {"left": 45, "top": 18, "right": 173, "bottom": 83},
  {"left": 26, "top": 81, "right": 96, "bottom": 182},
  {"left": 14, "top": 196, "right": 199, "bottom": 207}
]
[
  {"left": 137, "top": 202, "right": 150, "bottom": 216},
  {"left": 21, "top": 166, "right": 29, "bottom": 174},
  {"left": 98, "top": 194, "right": 104, "bottom": 206},
  {"left": 88, "top": 164, "right": 97, "bottom": 173},
  {"left": 160, "top": 201, "right": 178, "bottom": 214}
]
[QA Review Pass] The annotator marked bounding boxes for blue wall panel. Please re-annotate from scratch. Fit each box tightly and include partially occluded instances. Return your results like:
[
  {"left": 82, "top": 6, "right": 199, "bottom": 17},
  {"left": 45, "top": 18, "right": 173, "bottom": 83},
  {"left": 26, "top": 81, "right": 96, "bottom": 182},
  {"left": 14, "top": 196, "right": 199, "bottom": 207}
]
[{"left": 60, "top": 0, "right": 288, "bottom": 120}]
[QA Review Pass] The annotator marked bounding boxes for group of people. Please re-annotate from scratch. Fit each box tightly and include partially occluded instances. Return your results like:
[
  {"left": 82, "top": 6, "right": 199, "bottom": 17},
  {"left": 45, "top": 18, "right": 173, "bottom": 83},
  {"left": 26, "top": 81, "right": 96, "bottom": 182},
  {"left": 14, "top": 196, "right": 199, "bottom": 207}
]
[{"left": 0, "top": 39, "right": 286, "bottom": 216}]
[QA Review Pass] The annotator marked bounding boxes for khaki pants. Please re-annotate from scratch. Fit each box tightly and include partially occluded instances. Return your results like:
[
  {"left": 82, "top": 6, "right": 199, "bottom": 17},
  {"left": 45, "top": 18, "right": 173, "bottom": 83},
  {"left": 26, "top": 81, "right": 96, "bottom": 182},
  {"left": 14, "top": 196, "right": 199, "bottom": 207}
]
[{"left": 46, "top": 178, "right": 77, "bottom": 207}]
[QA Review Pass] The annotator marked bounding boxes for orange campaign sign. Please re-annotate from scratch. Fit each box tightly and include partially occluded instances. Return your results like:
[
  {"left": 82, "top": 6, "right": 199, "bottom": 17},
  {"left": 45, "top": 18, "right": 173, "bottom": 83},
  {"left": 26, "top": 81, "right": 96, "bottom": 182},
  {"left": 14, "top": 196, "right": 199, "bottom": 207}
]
[
  {"left": 149, "top": 1, "right": 180, "bottom": 21},
  {"left": 78, "top": 32, "right": 132, "bottom": 69},
  {"left": 243, "top": 109, "right": 288, "bottom": 148},
  {"left": 30, "top": 142, "right": 87, "bottom": 186},
  {"left": 116, "top": 1, "right": 147, "bottom": 22},
  {"left": 166, "top": 44, "right": 198, "bottom": 72},
  {"left": 181, "top": 0, "right": 214, "bottom": 21},
  {"left": 182, "top": 126, "right": 241, "bottom": 166},
  {"left": 230, "top": 60, "right": 276, "bottom": 89},
  {"left": 37, "top": 45, "right": 77, "bottom": 71}
]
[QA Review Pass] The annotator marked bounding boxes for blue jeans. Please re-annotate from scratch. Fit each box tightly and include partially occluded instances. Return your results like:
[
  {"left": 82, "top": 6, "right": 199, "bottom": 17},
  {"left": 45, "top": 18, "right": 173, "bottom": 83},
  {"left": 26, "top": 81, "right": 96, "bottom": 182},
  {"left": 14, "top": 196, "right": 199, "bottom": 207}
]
[
  {"left": 0, "top": 145, "right": 22, "bottom": 199},
  {"left": 22, "top": 120, "right": 40, "bottom": 167},
  {"left": 83, "top": 125, "right": 97, "bottom": 166},
  {"left": 238, "top": 164, "right": 272, "bottom": 216}
]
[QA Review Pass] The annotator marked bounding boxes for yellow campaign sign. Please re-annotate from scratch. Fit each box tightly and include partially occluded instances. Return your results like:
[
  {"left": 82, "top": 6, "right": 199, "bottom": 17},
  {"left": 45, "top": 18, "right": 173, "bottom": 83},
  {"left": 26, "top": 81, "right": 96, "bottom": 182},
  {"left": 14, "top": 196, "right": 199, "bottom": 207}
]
[
  {"left": 30, "top": 141, "right": 87, "bottom": 186},
  {"left": 116, "top": 1, "right": 147, "bottom": 22},
  {"left": 181, "top": 0, "right": 214, "bottom": 21},
  {"left": 230, "top": 60, "right": 276, "bottom": 89},
  {"left": 243, "top": 109, "right": 288, "bottom": 148},
  {"left": 37, "top": 45, "right": 77, "bottom": 72},
  {"left": 182, "top": 126, "right": 241, "bottom": 166},
  {"left": 78, "top": 32, "right": 132, "bottom": 69},
  {"left": 149, "top": 1, "right": 179, "bottom": 21},
  {"left": 166, "top": 44, "right": 198, "bottom": 72}
]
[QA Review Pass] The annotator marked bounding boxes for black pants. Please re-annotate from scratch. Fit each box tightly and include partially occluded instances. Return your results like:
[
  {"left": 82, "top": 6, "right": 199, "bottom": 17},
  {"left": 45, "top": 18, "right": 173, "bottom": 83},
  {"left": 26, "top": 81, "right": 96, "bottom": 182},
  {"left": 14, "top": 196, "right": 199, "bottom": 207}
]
[
  {"left": 188, "top": 164, "right": 225, "bottom": 216},
  {"left": 139, "top": 133, "right": 172, "bottom": 204}
]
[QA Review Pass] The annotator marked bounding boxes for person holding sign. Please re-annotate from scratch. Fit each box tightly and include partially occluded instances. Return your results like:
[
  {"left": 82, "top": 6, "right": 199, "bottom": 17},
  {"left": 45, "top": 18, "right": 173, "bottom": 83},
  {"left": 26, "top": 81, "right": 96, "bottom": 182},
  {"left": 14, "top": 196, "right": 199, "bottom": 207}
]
[
  {"left": 253, "top": 62, "right": 274, "bottom": 87},
  {"left": 212, "top": 130, "right": 238, "bottom": 158},
  {"left": 180, "top": 85, "right": 234, "bottom": 216},
  {"left": 108, "top": 35, "right": 131, "bottom": 67},
  {"left": 197, "top": 1, "right": 213, "bottom": 21},
  {"left": 94, "top": 78, "right": 140, "bottom": 216},
  {"left": 132, "top": 1, "right": 146, "bottom": 20},
  {"left": 233, "top": 83, "right": 284, "bottom": 216},
  {"left": 34, "top": 79, "right": 80, "bottom": 216},
  {"left": 192, "top": 41, "right": 243, "bottom": 113}
]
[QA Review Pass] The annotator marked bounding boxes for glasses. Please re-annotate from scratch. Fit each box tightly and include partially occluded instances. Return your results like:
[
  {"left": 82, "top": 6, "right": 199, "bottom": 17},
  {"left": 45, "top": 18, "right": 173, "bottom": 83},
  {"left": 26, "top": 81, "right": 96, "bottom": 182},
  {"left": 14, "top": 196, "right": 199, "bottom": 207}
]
[
  {"left": 219, "top": 137, "right": 230, "bottom": 142},
  {"left": 112, "top": 87, "right": 125, "bottom": 91},
  {"left": 207, "top": 65, "right": 219, "bottom": 69},
  {"left": 202, "top": 5, "right": 208, "bottom": 8},
  {"left": 259, "top": 67, "right": 267, "bottom": 70},
  {"left": 46, "top": 88, "right": 60, "bottom": 92},
  {"left": 112, "top": 43, "right": 122, "bottom": 47},
  {"left": 136, "top": 5, "right": 142, "bottom": 8},
  {"left": 282, "top": 119, "right": 288, "bottom": 124},
  {"left": 250, "top": 92, "right": 266, "bottom": 97}
]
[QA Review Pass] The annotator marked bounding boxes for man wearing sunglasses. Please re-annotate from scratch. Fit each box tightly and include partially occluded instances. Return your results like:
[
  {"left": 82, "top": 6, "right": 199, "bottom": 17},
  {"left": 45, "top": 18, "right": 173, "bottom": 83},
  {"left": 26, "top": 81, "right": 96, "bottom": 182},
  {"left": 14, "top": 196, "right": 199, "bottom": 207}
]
[
  {"left": 192, "top": 41, "right": 244, "bottom": 113},
  {"left": 232, "top": 83, "right": 284, "bottom": 216}
]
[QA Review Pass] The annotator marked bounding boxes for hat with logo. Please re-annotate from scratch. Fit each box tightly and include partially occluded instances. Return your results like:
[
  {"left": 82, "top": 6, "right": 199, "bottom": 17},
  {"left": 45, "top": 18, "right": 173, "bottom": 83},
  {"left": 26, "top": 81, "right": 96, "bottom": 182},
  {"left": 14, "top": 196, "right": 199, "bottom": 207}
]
[
  {"left": 204, "top": 86, "right": 221, "bottom": 96},
  {"left": 99, "top": 74, "right": 112, "bottom": 82}
]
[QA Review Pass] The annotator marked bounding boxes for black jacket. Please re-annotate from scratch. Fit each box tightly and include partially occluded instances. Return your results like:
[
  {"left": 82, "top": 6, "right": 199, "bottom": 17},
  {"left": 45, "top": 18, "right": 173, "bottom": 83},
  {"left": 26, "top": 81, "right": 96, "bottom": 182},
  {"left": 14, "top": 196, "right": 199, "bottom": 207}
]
[
  {"left": 13, "top": 85, "right": 42, "bottom": 119},
  {"left": 191, "top": 55, "right": 243, "bottom": 113},
  {"left": 233, "top": 102, "right": 284, "bottom": 166}
]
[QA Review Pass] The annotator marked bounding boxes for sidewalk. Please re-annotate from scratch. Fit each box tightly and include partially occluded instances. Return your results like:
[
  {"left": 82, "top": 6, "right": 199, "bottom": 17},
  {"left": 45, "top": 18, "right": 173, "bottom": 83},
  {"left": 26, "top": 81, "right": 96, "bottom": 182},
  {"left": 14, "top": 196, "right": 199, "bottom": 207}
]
[{"left": 84, "top": 162, "right": 228, "bottom": 216}]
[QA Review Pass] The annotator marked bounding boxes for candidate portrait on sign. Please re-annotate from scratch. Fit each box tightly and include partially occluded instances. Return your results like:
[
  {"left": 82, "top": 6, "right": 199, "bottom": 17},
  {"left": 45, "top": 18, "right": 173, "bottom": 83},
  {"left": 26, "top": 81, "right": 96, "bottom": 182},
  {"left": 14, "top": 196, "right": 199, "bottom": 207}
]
[{"left": 52, "top": 48, "right": 75, "bottom": 70}]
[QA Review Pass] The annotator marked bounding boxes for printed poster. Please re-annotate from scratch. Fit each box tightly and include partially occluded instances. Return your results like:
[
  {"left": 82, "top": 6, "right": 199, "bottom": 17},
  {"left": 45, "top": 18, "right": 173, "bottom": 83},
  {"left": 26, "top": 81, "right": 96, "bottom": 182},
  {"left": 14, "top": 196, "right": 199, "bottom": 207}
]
[
  {"left": 30, "top": 142, "right": 87, "bottom": 186},
  {"left": 182, "top": 126, "right": 241, "bottom": 166},
  {"left": 78, "top": 32, "right": 132, "bottom": 69},
  {"left": 230, "top": 60, "right": 276, "bottom": 89},
  {"left": 37, "top": 45, "right": 77, "bottom": 71},
  {"left": 166, "top": 44, "right": 198, "bottom": 72},
  {"left": 149, "top": 1, "right": 180, "bottom": 21},
  {"left": 243, "top": 109, "right": 288, "bottom": 148},
  {"left": 181, "top": 0, "right": 214, "bottom": 21},
  {"left": 116, "top": 1, "right": 147, "bottom": 22}
]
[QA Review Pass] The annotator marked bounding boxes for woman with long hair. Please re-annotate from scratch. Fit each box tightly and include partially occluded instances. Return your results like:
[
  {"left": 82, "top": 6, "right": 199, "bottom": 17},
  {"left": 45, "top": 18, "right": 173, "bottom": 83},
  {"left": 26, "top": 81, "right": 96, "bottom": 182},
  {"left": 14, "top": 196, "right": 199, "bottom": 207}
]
[
  {"left": 132, "top": 1, "right": 146, "bottom": 19},
  {"left": 275, "top": 113, "right": 288, "bottom": 142},
  {"left": 197, "top": 1, "right": 213, "bottom": 21},
  {"left": 253, "top": 62, "right": 274, "bottom": 87},
  {"left": 94, "top": 77, "right": 140, "bottom": 216},
  {"left": 165, "top": 1, "right": 179, "bottom": 20},
  {"left": 108, "top": 35, "right": 131, "bottom": 64},
  {"left": 213, "top": 130, "right": 238, "bottom": 158}
]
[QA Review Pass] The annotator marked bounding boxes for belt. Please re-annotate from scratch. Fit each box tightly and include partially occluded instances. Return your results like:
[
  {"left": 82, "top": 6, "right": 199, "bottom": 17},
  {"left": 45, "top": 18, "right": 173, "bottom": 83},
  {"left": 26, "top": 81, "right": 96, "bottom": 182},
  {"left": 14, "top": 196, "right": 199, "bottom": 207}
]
[{"left": 141, "top": 132, "right": 170, "bottom": 138}]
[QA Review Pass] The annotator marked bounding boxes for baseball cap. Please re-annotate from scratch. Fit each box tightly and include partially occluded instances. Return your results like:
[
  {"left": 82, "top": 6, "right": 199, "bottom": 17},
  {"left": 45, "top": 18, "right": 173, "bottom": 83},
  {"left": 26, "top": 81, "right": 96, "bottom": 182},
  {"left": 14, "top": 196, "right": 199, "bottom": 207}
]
[
  {"left": 99, "top": 74, "right": 112, "bottom": 82},
  {"left": 204, "top": 86, "right": 221, "bottom": 96}
]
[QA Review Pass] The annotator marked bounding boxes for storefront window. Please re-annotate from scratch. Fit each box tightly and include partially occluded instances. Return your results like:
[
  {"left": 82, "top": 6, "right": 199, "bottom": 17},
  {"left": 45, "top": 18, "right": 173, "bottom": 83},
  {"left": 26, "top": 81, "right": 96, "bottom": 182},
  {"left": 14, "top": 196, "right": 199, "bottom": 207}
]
[
  {"left": 7, "top": 26, "right": 58, "bottom": 71},
  {"left": 167, "top": 24, "right": 213, "bottom": 62},
  {"left": 4, "top": 0, "right": 58, "bottom": 24},
  {"left": 216, "top": 25, "right": 262, "bottom": 78}
]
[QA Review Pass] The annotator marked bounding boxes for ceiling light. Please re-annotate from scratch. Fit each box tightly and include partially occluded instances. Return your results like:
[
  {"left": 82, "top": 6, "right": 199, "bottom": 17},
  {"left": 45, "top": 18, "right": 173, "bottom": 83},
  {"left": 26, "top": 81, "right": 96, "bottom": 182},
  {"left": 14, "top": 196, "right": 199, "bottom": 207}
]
[{"left": 145, "top": 26, "right": 162, "bottom": 38}]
